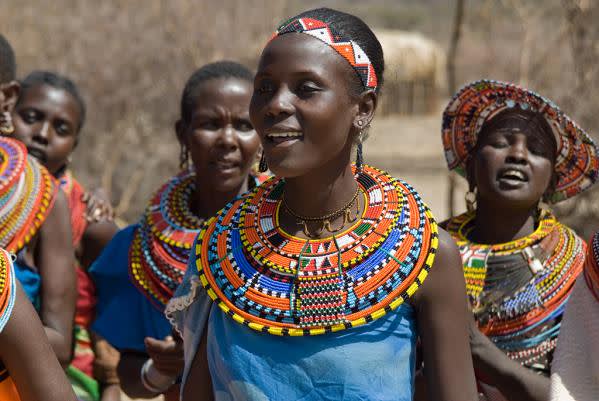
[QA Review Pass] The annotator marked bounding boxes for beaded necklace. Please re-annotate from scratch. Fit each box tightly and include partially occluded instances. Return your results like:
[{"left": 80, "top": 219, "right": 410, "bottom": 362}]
[
  {"left": 0, "top": 137, "right": 57, "bottom": 253},
  {"left": 195, "top": 165, "right": 438, "bottom": 336},
  {"left": 129, "top": 170, "right": 264, "bottom": 309},
  {"left": 447, "top": 210, "right": 585, "bottom": 373},
  {"left": 0, "top": 249, "right": 15, "bottom": 331},
  {"left": 584, "top": 231, "right": 599, "bottom": 303}
]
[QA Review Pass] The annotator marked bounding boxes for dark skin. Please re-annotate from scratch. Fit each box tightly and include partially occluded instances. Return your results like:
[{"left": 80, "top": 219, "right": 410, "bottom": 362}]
[
  {"left": 11, "top": 83, "right": 120, "bottom": 400},
  {"left": 0, "top": 282, "right": 77, "bottom": 401},
  {"left": 462, "top": 119, "right": 556, "bottom": 401},
  {"left": 182, "top": 33, "right": 478, "bottom": 401},
  {"left": 1, "top": 81, "right": 76, "bottom": 400},
  {"left": 119, "top": 76, "right": 260, "bottom": 400}
]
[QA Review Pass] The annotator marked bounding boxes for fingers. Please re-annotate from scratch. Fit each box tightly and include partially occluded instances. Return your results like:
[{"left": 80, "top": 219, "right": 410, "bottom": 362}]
[
  {"left": 82, "top": 190, "right": 115, "bottom": 222},
  {"left": 144, "top": 336, "right": 184, "bottom": 377}
]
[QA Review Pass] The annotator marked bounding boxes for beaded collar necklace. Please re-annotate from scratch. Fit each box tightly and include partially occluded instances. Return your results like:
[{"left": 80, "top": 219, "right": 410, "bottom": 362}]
[
  {"left": 0, "top": 138, "right": 56, "bottom": 253},
  {"left": 0, "top": 249, "right": 16, "bottom": 331},
  {"left": 585, "top": 231, "right": 599, "bottom": 303},
  {"left": 129, "top": 170, "right": 264, "bottom": 309},
  {"left": 195, "top": 165, "right": 438, "bottom": 336},
  {"left": 447, "top": 210, "right": 585, "bottom": 371}
]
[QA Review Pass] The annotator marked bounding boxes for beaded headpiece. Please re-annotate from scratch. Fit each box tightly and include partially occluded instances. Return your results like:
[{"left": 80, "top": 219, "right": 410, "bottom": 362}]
[
  {"left": 273, "top": 17, "right": 378, "bottom": 91},
  {"left": 442, "top": 80, "right": 599, "bottom": 203}
]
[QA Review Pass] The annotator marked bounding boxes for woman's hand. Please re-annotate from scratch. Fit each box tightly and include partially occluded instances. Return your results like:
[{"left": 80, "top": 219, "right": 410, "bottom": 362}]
[
  {"left": 145, "top": 335, "right": 185, "bottom": 377},
  {"left": 82, "top": 188, "right": 114, "bottom": 223}
]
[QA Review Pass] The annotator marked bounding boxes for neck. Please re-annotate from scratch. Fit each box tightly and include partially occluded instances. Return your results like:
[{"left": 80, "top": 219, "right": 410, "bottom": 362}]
[
  {"left": 282, "top": 156, "right": 358, "bottom": 231},
  {"left": 192, "top": 175, "right": 249, "bottom": 219},
  {"left": 470, "top": 200, "right": 538, "bottom": 244}
]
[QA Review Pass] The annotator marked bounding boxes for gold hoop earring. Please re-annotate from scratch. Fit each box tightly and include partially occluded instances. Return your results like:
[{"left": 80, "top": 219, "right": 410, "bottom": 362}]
[{"left": 465, "top": 189, "right": 477, "bottom": 213}]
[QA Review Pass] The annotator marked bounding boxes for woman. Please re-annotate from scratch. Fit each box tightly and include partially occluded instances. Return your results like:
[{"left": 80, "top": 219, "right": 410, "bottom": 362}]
[
  {"left": 91, "top": 61, "right": 263, "bottom": 400},
  {"left": 441, "top": 80, "right": 598, "bottom": 401},
  {"left": 0, "top": 36, "right": 76, "bottom": 368},
  {"left": 11, "top": 71, "right": 120, "bottom": 401},
  {"left": 167, "top": 8, "right": 477, "bottom": 401},
  {"left": 0, "top": 32, "right": 76, "bottom": 401},
  {"left": 549, "top": 231, "right": 599, "bottom": 401}
]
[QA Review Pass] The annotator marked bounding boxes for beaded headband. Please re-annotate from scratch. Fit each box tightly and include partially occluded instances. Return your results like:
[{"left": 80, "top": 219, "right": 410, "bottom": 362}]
[
  {"left": 273, "top": 17, "right": 378, "bottom": 91},
  {"left": 442, "top": 80, "right": 599, "bottom": 203}
]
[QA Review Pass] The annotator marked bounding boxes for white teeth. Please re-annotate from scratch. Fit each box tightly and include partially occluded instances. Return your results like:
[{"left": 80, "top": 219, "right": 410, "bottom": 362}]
[
  {"left": 504, "top": 170, "right": 526, "bottom": 180},
  {"left": 268, "top": 132, "right": 302, "bottom": 138}
]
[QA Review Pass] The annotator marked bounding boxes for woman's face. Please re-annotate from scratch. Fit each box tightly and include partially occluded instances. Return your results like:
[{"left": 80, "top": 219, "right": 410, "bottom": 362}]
[
  {"left": 180, "top": 77, "right": 260, "bottom": 192},
  {"left": 472, "top": 122, "right": 555, "bottom": 210},
  {"left": 250, "top": 33, "right": 360, "bottom": 178},
  {"left": 12, "top": 84, "right": 81, "bottom": 175}
]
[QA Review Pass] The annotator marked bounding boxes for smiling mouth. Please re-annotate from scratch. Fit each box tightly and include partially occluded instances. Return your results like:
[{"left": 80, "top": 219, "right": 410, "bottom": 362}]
[
  {"left": 497, "top": 168, "right": 529, "bottom": 186},
  {"left": 212, "top": 160, "right": 239, "bottom": 170},
  {"left": 266, "top": 132, "right": 303, "bottom": 144}
]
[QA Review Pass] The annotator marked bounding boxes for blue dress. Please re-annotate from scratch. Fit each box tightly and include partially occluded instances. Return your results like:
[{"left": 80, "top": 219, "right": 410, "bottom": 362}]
[
  {"left": 14, "top": 250, "right": 41, "bottom": 310},
  {"left": 167, "top": 262, "right": 418, "bottom": 401},
  {"left": 90, "top": 225, "right": 172, "bottom": 352}
]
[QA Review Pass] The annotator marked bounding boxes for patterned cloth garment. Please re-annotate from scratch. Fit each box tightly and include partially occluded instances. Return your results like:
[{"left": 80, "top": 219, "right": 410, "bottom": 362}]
[
  {"left": 0, "top": 248, "right": 21, "bottom": 400},
  {"left": 59, "top": 171, "right": 99, "bottom": 401},
  {"left": 166, "top": 165, "right": 437, "bottom": 400},
  {"left": 91, "top": 171, "right": 266, "bottom": 352},
  {"left": 549, "top": 230, "right": 599, "bottom": 401},
  {"left": 446, "top": 210, "right": 585, "bottom": 375}
]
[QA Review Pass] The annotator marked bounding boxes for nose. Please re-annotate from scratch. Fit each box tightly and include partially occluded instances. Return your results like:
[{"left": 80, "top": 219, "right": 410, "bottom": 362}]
[
  {"left": 215, "top": 125, "right": 239, "bottom": 151},
  {"left": 265, "top": 86, "right": 294, "bottom": 118},
  {"left": 33, "top": 121, "right": 51, "bottom": 145},
  {"left": 505, "top": 136, "right": 528, "bottom": 165}
]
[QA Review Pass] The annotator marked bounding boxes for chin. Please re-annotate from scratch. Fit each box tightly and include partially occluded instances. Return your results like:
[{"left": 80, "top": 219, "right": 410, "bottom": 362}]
[{"left": 485, "top": 189, "right": 541, "bottom": 210}]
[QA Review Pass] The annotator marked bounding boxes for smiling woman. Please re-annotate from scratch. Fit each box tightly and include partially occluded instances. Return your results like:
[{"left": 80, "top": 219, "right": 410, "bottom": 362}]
[
  {"left": 89, "top": 60, "right": 263, "bottom": 401},
  {"left": 167, "top": 8, "right": 478, "bottom": 401},
  {"left": 441, "top": 80, "right": 599, "bottom": 401}
]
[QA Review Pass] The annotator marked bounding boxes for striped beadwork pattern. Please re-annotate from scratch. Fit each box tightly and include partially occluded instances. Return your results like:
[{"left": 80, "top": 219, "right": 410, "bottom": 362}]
[
  {"left": 584, "top": 231, "right": 599, "bottom": 303},
  {"left": 0, "top": 248, "right": 16, "bottom": 333},
  {"left": 195, "top": 165, "right": 438, "bottom": 336},
  {"left": 0, "top": 137, "right": 57, "bottom": 253},
  {"left": 447, "top": 210, "right": 585, "bottom": 372},
  {"left": 129, "top": 171, "right": 267, "bottom": 309}
]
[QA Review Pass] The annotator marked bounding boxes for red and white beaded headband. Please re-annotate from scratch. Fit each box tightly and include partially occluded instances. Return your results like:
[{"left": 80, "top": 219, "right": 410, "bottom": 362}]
[{"left": 272, "top": 17, "right": 378, "bottom": 91}]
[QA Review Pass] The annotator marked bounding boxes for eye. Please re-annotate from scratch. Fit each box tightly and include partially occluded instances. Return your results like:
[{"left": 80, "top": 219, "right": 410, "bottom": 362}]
[
  {"left": 55, "top": 121, "right": 73, "bottom": 136},
  {"left": 255, "top": 79, "right": 275, "bottom": 95},
  {"left": 197, "top": 120, "right": 219, "bottom": 131},
  {"left": 235, "top": 119, "right": 253, "bottom": 132},
  {"left": 296, "top": 81, "right": 321, "bottom": 97},
  {"left": 20, "top": 109, "right": 40, "bottom": 124}
]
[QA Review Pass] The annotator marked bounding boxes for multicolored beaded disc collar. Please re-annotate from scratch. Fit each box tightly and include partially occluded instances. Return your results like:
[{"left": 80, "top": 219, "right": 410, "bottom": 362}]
[
  {"left": 0, "top": 248, "right": 16, "bottom": 332},
  {"left": 0, "top": 137, "right": 57, "bottom": 253},
  {"left": 195, "top": 165, "right": 438, "bottom": 336},
  {"left": 585, "top": 231, "right": 599, "bottom": 303},
  {"left": 442, "top": 80, "right": 599, "bottom": 203},
  {"left": 447, "top": 210, "right": 585, "bottom": 372},
  {"left": 129, "top": 170, "right": 265, "bottom": 309}
]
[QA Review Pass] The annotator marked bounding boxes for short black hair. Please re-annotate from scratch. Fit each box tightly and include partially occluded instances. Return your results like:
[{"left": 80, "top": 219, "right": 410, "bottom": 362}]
[
  {"left": 287, "top": 8, "right": 385, "bottom": 95},
  {"left": 180, "top": 61, "right": 254, "bottom": 123},
  {"left": 18, "top": 71, "right": 86, "bottom": 132},
  {"left": 0, "top": 34, "right": 16, "bottom": 83}
]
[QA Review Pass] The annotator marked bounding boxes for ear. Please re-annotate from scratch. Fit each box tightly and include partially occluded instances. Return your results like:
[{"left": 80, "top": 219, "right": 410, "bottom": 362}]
[
  {"left": 0, "top": 81, "right": 20, "bottom": 112},
  {"left": 175, "top": 119, "right": 189, "bottom": 148},
  {"left": 465, "top": 158, "right": 476, "bottom": 191},
  {"left": 352, "top": 89, "right": 377, "bottom": 132}
]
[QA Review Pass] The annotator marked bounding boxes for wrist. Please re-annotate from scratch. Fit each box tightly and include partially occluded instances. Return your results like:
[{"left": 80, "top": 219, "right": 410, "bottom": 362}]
[{"left": 140, "top": 358, "right": 177, "bottom": 394}]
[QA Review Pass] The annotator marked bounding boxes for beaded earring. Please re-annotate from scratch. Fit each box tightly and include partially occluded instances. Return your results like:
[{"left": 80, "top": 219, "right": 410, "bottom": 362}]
[
  {"left": 179, "top": 145, "right": 189, "bottom": 170},
  {"left": 356, "top": 120, "right": 364, "bottom": 171},
  {"left": 465, "top": 188, "right": 477, "bottom": 213},
  {"left": 258, "top": 151, "right": 268, "bottom": 173},
  {"left": 0, "top": 111, "right": 14, "bottom": 135}
]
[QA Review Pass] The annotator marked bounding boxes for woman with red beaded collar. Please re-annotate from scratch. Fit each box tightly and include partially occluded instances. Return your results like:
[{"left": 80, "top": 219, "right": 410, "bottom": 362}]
[
  {"left": 168, "top": 8, "right": 477, "bottom": 401},
  {"left": 440, "top": 80, "right": 598, "bottom": 401}
]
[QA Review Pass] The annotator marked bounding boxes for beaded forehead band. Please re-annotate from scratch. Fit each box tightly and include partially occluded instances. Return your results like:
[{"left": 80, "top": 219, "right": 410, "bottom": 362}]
[{"left": 273, "top": 17, "right": 378, "bottom": 91}]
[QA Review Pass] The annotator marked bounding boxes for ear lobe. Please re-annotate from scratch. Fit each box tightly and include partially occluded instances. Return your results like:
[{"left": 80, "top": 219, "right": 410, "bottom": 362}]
[
  {"left": 353, "top": 89, "right": 377, "bottom": 130},
  {"left": 0, "top": 81, "right": 20, "bottom": 112}
]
